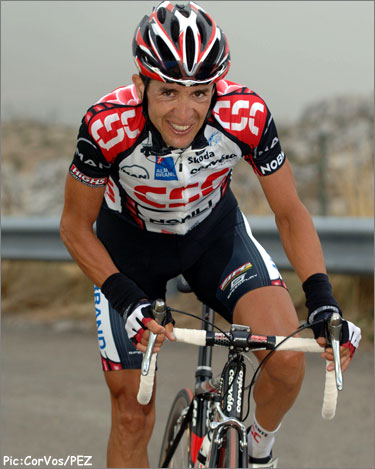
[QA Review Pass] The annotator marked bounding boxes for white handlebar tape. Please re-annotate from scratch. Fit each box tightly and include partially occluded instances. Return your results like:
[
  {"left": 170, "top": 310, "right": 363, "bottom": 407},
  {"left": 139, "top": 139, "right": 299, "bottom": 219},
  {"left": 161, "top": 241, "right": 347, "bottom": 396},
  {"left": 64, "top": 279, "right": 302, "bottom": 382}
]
[
  {"left": 137, "top": 331, "right": 338, "bottom": 417},
  {"left": 275, "top": 336, "right": 322, "bottom": 352},
  {"left": 275, "top": 337, "right": 338, "bottom": 420},
  {"left": 137, "top": 353, "right": 157, "bottom": 405},
  {"left": 321, "top": 361, "right": 338, "bottom": 420},
  {"left": 173, "top": 328, "right": 207, "bottom": 346}
]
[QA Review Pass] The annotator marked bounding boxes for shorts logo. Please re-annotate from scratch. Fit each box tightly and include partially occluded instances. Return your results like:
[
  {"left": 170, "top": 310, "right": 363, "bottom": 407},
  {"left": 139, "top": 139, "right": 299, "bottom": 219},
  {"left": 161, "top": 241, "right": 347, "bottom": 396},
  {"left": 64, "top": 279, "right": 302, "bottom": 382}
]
[
  {"left": 227, "top": 273, "right": 258, "bottom": 299},
  {"left": 220, "top": 262, "right": 252, "bottom": 291},
  {"left": 154, "top": 156, "right": 178, "bottom": 181}
]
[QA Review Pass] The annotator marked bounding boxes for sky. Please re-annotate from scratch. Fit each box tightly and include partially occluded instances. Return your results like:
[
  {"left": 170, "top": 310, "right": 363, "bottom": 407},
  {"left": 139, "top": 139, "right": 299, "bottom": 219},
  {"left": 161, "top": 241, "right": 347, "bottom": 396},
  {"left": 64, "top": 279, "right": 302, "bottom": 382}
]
[{"left": 1, "top": 1, "right": 374, "bottom": 127}]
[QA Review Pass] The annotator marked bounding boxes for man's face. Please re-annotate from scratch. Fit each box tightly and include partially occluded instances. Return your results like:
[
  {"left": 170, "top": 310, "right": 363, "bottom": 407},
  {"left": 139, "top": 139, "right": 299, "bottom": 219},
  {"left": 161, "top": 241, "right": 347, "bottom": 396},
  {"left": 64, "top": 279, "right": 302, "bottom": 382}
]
[{"left": 133, "top": 75, "right": 215, "bottom": 149}]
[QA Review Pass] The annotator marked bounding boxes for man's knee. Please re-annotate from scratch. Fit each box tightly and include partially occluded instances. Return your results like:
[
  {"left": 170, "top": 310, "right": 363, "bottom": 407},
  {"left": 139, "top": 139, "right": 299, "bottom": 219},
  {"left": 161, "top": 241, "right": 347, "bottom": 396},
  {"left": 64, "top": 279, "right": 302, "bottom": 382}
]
[
  {"left": 263, "top": 351, "right": 305, "bottom": 390},
  {"left": 105, "top": 370, "right": 155, "bottom": 440},
  {"left": 111, "top": 392, "right": 155, "bottom": 444}
]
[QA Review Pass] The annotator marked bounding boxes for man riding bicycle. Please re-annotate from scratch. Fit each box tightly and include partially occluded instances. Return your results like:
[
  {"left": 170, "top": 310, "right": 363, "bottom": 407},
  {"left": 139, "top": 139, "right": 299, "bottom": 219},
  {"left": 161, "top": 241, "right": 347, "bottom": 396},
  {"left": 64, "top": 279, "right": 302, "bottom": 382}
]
[{"left": 60, "top": 2, "right": 361, "bottom": 468}]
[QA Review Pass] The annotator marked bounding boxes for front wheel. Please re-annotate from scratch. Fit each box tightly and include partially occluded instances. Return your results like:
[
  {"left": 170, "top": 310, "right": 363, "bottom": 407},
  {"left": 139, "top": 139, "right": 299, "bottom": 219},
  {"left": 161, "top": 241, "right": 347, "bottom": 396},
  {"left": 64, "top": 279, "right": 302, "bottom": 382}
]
[
  {"left": 159, "top": 388, "right": 194, "bottom": 468},
  {"left": 215, "top": 427, "right": 241, "bottom": 469}
]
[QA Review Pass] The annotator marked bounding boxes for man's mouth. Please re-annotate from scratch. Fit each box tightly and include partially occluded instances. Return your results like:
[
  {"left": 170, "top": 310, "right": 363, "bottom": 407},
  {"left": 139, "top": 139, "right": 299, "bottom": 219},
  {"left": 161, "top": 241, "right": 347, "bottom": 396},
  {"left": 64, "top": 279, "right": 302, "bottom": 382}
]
[{"left": 168, "top": 121, "right": 193, "bottom": 133}]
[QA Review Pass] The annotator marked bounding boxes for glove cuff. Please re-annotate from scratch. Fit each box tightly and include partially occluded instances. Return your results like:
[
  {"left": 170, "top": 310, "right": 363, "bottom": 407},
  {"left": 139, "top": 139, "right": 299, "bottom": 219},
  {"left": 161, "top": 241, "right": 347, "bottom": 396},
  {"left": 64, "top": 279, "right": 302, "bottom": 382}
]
[
  {"left": 302, "top": 273, "right": 340, "bottom": 316},
  {"left": 101, "top": 272, "right": 147, "bottom": 316}
]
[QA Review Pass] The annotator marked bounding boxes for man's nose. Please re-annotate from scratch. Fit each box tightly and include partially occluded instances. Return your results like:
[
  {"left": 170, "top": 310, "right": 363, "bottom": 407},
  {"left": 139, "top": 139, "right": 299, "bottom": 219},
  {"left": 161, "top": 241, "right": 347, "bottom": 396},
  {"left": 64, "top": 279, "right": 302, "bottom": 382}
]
[{"left": 173, "top": 97, "right": 195, "bottom": 121}]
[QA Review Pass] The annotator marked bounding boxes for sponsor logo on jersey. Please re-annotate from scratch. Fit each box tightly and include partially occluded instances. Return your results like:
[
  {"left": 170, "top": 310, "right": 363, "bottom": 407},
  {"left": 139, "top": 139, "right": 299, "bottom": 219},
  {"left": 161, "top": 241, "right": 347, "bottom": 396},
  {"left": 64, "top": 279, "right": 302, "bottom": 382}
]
[
  {"left": 121, "top": 164, "right": 150, "bottom": 179},
  {"left": 213, "top": 99, "right": 265, "bottom": 136},
  {"left": 75, "top": 138, "right": 111, "bottom": 169},
  {"left": 220, "top": 262, "right": 253, "bottom": 291},
  {"left": 149, "top": 199, "right": 213, "bottom": 226},
  {"left": 154, "top": 156, "right": 178, "bottom": 181},
  {"left": 190, "top": 153, "right": 237, "bottom": 175},
  {"left": 134, "top": 168, "right": 229, "bottom": 209},
  {"left": 259, "top": 152, "right": 285, "bottom": 175},
  {"left": 69, "top": 164, "right": 108, "bottom": 187},
  {"left": 208, "top": 130, "right": 222, "bottom": 146}
]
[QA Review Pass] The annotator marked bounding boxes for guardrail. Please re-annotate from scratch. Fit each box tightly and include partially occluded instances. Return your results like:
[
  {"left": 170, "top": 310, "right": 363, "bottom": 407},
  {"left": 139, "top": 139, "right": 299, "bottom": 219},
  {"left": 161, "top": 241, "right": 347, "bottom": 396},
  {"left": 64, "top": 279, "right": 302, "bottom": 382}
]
[{"left": 1, "top": 216, "right": 373, "bottom": 275}]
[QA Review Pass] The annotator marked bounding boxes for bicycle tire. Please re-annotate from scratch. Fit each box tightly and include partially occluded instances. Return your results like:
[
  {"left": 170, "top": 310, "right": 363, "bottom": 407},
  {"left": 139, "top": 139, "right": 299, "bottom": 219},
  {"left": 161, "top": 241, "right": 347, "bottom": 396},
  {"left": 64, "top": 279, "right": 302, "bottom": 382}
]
[
  {"left": 216, "top": 427, "right": 240, "bottom": 469},
  {"left": 159, "top": 388, "right": 194, "bottom": 468}
]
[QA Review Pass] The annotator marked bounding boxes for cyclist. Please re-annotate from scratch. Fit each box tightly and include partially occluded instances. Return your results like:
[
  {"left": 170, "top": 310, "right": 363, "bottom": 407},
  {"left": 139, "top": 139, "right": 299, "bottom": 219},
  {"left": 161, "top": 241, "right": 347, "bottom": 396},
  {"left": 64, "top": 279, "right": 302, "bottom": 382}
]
[{"left": 60, "top": 2, "right": 361, "bottom": 468}]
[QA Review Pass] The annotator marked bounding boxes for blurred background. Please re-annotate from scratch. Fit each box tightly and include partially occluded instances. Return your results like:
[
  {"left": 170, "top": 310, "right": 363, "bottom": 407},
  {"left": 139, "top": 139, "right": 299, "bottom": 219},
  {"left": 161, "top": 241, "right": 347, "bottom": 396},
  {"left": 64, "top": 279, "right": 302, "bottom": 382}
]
[
  {"left": 1, "top": 1, "right": 374, "bottom": 468},
  {"left": 1, "top": 0, "right": 373, "bottom": 332}
]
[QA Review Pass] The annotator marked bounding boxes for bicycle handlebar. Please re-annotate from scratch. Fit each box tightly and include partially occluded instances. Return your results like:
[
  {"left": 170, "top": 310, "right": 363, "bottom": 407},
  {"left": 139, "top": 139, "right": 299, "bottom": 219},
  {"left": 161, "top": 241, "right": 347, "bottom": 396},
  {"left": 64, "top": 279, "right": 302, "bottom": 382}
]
[{"left": 137, "top": 327, "right": 339, "bottom": 419}]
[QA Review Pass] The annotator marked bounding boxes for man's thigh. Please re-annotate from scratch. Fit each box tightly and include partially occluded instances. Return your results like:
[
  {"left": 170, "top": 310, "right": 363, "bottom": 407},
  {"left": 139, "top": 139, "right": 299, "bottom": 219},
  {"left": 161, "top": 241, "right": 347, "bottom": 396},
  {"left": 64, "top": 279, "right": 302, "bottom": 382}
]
[
  {"left": 233, "top": 286, "right": 302, "bottom": 363},
  {"left": 184, "top": 208, "right": 288, "bottom": 324},
  {"left": 233, "top": 286, "right": 300, "bottom": 335}
]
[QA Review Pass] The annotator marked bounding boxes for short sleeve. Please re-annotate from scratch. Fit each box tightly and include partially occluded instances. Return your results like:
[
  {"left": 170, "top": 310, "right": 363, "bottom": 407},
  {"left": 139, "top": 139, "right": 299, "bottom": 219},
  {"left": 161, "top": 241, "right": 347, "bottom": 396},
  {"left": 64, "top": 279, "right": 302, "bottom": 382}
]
[
  {"left": 69, "top": 119, "right": 111, "bottom": 187},
  {"left": 245, "top": 107, "right": 286, "bottom": 177}
]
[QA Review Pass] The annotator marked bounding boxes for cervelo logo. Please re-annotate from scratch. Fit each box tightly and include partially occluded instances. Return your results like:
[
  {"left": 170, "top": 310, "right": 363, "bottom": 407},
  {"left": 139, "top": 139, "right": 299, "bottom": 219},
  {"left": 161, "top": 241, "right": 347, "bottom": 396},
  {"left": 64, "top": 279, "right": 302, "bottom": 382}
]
[
  {"left": 90, "top": 110, "right": 140, "bottom": 151},
  {"left": 213, "top": 99, "right": 265, "bottom": 136},
  {"left": 226, "top": 368, "right": 244, "bottom": 414},
  {"left": 134, "top": 168, "right": 229, "bottom": 209}
]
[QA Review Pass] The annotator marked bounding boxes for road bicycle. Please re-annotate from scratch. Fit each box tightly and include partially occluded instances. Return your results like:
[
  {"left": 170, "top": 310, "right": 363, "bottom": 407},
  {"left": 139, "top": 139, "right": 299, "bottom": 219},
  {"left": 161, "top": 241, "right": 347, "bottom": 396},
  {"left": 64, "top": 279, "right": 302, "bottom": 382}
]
[{"left": 137, "top": 281, "right": 343, "bottom": 469}]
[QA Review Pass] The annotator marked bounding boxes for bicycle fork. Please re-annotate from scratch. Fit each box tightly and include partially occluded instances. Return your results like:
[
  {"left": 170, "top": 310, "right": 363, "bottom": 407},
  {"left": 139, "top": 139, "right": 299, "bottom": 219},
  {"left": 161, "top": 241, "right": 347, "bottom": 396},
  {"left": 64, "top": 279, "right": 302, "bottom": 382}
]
[{"left": 207, "top": 402, "right": 248, "bottom": 468}]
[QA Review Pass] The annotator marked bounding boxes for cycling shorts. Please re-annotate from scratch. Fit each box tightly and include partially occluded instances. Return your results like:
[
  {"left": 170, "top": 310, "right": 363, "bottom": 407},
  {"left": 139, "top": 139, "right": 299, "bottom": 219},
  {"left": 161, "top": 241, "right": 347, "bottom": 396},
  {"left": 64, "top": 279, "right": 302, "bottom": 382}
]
[{"left": 94, "top": 193, "right": 286, "bottom": 371}]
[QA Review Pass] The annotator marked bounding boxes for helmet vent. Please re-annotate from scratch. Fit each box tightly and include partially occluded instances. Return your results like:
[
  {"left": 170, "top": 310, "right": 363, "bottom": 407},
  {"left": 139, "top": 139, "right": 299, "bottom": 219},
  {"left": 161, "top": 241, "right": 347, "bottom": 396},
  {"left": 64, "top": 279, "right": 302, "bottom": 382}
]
[
  {"left": 143, "top": 25, "right": 152, "bottom": 49},
  {"left": 196, "top": 18, "right": 205, "bottom": 47},
  {"left": 171, "top": 18, "right": 180, "bottom": 43},
  {"left": 201, "top": 11, "right": 212, "bottom": 27},
  {"left": 186, "top": 27, "right": 195, "bottom": 72},
  {"left": 156, "top": 36, "right": 177, "bottom": 67},
  {"left": 204, "top": 38, "right": 219, "bottom": 68},
  {"left": 176, "top": 4, "right": 190, "bottom": 18},
  {"left": 157, "top": 7, "right": 166, "bottom": 23}
]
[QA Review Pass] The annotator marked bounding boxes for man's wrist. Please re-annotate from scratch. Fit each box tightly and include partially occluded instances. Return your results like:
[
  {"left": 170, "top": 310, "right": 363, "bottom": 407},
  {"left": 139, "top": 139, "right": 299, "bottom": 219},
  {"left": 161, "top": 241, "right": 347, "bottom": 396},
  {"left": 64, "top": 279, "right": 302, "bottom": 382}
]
[
  {"left": 101, "top": 272, "right": 147, "bottom": 316},
  {"left": 302, "top": 273, "right": 340, "bottom": 316}
]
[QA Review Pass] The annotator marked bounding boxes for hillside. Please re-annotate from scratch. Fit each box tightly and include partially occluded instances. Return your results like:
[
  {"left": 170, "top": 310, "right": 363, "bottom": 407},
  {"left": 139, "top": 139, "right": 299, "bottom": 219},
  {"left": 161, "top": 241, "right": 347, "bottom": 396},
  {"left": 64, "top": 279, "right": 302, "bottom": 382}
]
[{"left": 2, "top": 92, "right": 373, "bottom": 218}]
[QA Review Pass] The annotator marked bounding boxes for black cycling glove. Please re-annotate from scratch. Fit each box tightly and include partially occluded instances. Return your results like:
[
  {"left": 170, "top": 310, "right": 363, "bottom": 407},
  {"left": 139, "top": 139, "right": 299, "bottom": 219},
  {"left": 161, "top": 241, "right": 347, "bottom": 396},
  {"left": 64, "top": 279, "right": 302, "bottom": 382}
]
[{"left": 303, "top": 273, "right": 361, "bottom": 358}]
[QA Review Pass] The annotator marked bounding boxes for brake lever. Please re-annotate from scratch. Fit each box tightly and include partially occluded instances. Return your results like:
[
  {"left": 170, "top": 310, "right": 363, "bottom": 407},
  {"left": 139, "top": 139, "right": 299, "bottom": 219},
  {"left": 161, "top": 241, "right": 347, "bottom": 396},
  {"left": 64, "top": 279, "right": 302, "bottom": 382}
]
[
  {"left": 141, "top": 299, "right": 167, "bottom": 376},
  {"left": 327, "top": 312, "right": 343, "bottom": 391}
]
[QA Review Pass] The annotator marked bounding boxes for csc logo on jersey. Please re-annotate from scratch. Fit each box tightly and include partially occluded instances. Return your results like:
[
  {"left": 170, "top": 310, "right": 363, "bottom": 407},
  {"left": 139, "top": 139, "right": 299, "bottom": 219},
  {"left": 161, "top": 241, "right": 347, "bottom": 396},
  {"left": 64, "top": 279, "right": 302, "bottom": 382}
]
[
  {"left": 213, "top": 99, "right": 265, "bottom": 136},
  {"left": 133, "top": 168, "right": 229, "bottom": 209},
  {"left": 90, "top": 110, "right": 141, "bottom": 154}
]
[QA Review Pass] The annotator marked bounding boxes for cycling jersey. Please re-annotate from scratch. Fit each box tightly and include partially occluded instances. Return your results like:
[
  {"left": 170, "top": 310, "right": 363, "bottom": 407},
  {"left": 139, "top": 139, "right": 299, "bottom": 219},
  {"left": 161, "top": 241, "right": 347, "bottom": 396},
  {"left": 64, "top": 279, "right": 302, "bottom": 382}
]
[{"left": 70, "top": 79, "right": 286, "bottom": 235}]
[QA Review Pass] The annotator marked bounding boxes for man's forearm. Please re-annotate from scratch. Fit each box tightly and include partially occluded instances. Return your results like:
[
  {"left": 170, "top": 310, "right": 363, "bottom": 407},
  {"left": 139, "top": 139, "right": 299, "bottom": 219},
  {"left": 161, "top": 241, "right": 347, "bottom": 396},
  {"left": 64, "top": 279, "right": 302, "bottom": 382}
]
[
  {"left": 275, "top": 206, "right": 327, "bottom": 282},
  {"left": 60, "top": 222, "right": 119, "bottom": 288}
]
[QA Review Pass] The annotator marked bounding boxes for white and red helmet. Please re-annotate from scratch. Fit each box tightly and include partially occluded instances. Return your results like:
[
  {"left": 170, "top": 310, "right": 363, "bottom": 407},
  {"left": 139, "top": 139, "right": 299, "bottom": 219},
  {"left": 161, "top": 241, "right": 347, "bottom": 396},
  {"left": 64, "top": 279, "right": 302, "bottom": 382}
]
[{"left": 132, "top": 1, "right": 231, "bottom": 86}]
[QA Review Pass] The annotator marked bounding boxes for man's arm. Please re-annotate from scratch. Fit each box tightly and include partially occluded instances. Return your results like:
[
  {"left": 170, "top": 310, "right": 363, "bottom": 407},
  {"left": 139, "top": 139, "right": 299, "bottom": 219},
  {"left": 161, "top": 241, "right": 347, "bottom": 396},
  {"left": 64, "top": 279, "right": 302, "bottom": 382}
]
[
  {"left": 258, "top": 160, "right": 361, "bottom": 371},
  {"left": 60, "top": 173, "right": 119, "bottom": 288},
  {"left": 257, "top": 159, "right": 326, "bottom": 282},
  {"left": 59, "top": 173, "right": 171, "bottom": 350}
]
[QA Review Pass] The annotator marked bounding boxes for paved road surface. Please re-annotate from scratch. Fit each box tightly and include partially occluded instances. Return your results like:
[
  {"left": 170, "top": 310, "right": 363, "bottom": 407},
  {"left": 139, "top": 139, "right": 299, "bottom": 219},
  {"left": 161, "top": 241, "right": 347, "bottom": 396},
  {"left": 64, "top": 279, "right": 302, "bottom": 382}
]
[{"left": 1, "top": 319, "right": 374, "bottom": 469}]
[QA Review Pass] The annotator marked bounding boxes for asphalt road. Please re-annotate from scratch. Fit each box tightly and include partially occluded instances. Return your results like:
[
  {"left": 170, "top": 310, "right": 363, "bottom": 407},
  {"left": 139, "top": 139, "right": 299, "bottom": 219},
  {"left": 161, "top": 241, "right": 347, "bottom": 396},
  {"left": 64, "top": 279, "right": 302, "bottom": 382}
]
[{"left": 1, "top": 318, "right": 374, "bottom": 469}]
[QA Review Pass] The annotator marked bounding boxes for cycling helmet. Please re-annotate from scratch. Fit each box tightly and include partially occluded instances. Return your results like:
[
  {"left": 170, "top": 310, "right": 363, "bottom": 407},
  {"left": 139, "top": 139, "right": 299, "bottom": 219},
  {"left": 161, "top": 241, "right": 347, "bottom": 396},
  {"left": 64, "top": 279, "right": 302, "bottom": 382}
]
[{"left": 132, "top": 1, "right": 231, "bottom": 86}]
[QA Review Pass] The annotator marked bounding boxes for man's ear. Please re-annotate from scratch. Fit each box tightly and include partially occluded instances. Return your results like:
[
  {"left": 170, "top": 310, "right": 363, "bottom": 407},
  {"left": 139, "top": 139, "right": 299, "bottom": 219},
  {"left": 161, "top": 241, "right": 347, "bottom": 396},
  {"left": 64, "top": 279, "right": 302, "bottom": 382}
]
[{"left": 132, "top": 74, "right": 145, "bottom": 100}]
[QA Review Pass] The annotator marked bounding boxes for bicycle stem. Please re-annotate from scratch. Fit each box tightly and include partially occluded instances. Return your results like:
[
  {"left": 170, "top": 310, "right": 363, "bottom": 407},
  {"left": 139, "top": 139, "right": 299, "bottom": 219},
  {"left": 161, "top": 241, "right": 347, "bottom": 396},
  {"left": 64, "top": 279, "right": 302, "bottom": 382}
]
[{"left": 141, "top": 299, "right": 166, "bottom": 376}]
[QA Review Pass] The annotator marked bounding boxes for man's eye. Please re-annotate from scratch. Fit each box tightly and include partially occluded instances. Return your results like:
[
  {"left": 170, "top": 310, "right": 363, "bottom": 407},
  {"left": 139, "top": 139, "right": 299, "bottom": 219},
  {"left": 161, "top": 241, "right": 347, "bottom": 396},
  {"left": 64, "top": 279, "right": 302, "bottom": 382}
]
[
  {"left": 194, "top": 91, "right": 207, "bottom": 98},
  {"left": 162, "top": 90, "right": 174, "bottom": 96}
]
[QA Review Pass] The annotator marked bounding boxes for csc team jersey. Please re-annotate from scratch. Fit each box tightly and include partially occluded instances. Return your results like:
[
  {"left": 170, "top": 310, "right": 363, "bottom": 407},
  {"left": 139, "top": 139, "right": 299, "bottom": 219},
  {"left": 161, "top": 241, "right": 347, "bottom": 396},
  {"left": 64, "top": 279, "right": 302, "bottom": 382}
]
[{"left": 69, "top": 79, "right": 286, "bottom": 234}]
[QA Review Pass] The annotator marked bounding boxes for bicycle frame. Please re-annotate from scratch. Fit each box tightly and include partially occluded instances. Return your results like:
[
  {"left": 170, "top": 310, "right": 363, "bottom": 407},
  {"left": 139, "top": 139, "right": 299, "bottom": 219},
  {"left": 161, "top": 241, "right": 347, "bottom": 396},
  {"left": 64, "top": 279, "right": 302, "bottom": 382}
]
[{"left": 161, "top": 304, "right": 250, "bottom": 468}]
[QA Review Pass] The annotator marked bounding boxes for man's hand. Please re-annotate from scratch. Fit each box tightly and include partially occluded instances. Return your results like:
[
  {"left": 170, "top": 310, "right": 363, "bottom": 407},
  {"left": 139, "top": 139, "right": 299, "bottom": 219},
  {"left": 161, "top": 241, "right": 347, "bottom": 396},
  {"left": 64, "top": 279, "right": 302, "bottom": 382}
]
[
  {"left": 309, "top": 309, "right": 362, "bottom": 372},
  {"left": 124, "top": 301, "right": 175, "bottom": 352}
]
